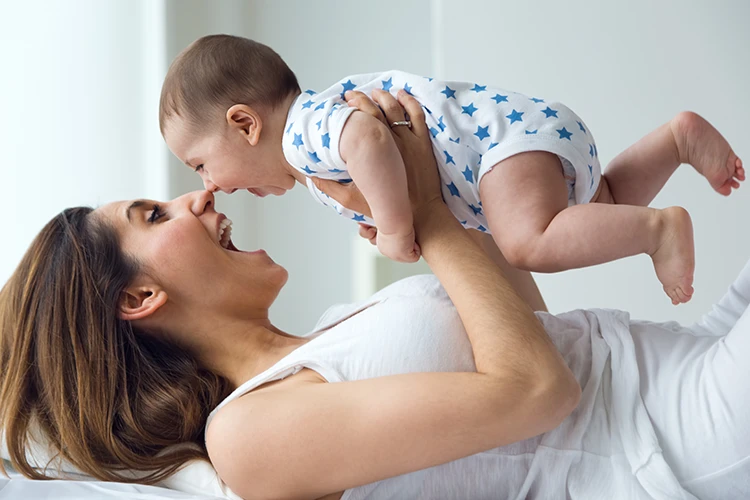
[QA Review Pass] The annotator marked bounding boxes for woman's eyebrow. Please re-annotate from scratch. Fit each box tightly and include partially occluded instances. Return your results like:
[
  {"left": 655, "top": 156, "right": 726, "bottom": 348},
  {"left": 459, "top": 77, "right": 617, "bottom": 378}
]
[{"left": 125, "top": 200, "right": 147, "bottom": 222}]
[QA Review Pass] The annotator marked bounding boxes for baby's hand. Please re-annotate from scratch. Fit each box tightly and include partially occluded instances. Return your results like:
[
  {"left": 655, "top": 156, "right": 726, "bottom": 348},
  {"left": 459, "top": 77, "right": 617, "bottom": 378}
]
[{"left": 376, "top": 228, "right": 421, "bottom": 263}]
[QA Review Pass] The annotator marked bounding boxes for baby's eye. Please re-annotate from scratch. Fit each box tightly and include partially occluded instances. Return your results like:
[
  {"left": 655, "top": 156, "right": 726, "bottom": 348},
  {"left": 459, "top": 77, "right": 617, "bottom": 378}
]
[{"left": 195, "top": 164, "right": 204, "bottom": 173}]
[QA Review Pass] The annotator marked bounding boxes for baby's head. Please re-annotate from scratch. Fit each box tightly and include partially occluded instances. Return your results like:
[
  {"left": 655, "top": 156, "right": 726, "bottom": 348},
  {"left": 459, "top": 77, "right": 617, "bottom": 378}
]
[{"left": 160, "top": 35, "right": 301, "bottom": 196}]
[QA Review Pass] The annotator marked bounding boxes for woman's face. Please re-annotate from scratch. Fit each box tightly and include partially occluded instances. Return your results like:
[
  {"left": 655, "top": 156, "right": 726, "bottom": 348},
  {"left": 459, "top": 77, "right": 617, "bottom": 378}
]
[{"left": 95, "top": 190, "right": 288, "bottom": 323}]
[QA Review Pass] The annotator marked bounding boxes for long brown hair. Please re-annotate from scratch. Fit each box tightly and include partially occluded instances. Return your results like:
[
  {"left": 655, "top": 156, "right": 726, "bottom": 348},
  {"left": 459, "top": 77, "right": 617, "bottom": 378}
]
[{"left": 0, "top": 207, "right": 230, "bottom": 483}]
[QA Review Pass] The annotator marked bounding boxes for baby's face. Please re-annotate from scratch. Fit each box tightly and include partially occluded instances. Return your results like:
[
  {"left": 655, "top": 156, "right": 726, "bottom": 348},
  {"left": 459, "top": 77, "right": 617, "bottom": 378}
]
[{"left": 163, "top": 118, "right": 293, "bottom": 197}]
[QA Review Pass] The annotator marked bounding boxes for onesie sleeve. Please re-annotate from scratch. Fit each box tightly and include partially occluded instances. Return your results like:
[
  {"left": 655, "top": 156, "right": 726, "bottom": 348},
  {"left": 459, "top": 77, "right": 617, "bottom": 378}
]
[
  {"left": 691, "top": 257, "right": 750, "bottom": 336},
  {"left": 282, "top": 93, "right": 357, "bottom": 181}
]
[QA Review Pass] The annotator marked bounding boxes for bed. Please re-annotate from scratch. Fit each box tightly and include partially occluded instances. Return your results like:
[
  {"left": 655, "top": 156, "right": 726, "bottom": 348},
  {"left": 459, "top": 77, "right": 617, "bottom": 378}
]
[{"left": 0, "top": 439, "right": 239, "bottom": 499}]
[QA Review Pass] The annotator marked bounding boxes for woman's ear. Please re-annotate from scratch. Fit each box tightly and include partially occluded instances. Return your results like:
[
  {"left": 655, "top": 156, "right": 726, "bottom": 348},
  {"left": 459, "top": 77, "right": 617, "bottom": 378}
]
[
  {"left": 226, "top": 104, "right": 262, "bottom": 146},
  {"left": 118, "top": 284, "right": 168, "bottom": 321}
]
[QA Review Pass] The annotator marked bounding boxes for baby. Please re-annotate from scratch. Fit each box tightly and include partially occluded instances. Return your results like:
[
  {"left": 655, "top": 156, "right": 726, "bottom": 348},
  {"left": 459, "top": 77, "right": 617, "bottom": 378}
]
[{"left": 160, "top": 34, "right": 744, "bottom": 304}]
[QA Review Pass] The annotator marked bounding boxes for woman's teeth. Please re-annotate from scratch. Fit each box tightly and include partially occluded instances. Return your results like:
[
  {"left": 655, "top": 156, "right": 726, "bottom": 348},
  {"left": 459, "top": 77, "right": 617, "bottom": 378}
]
[{"left": 219, "top": 218, "right": 233, "bottom": 248}]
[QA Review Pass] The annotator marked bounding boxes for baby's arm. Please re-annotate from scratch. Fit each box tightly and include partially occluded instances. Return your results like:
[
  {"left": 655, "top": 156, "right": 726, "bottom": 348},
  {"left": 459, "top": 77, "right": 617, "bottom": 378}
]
[{"left": 340, "top": 111, "right": 419, "bottom": 262}]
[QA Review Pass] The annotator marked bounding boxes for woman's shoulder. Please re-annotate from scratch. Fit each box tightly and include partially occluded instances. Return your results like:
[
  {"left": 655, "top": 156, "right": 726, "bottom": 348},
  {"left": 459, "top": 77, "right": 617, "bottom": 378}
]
[
  {"left": 372, "top": 274, "right": 446, "bottom": 300},
  {"left": 312, "top": 275, "right": 447, "bottom": 332}
]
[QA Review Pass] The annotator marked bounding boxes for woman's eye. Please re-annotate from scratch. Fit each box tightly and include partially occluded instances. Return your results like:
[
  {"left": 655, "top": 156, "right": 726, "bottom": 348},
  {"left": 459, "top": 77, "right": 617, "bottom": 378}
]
[{"left": 148, "top": 204, "right": 165, "bottom": 223}]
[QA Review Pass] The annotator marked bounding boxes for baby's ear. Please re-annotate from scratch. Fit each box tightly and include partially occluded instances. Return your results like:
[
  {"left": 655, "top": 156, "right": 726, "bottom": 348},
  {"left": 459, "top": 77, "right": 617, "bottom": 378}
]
[{"left": 226, "top": 104, "right": 262, "bottom": 146}]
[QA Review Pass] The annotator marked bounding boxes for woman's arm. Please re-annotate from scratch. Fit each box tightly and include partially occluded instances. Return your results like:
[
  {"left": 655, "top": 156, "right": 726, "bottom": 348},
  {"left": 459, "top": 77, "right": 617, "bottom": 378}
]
[
  {"left": 207, "top": 91, "right": 580, "bottom": 500},
  {"left": 466, "top": 229, "right": 548, "bottom": 312}
]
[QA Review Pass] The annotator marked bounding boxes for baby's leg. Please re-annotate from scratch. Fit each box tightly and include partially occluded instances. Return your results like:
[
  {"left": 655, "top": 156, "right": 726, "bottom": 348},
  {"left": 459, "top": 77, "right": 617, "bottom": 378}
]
[
  {"left": 481, "top": 151, "right": 695, "bottom": 303},
  {"left": 605, "top": 111, "right": 744, "bottom": 206}
]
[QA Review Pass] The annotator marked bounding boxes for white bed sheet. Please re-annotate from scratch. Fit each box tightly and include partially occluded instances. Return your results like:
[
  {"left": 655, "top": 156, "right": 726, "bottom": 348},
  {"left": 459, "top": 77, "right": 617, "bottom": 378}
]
[
  {"left": 0, "top": 456, "right": 239, "bottom": 499},
  {"left": 0, "top": 475, "right": 224, "bottom": 500}
]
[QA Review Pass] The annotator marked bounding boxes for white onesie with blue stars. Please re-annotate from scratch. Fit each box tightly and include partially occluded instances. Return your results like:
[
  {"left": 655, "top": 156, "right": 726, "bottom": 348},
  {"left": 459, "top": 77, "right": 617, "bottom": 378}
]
[{"left": 282, "top": 70, "right": 602, "bottom": 233}]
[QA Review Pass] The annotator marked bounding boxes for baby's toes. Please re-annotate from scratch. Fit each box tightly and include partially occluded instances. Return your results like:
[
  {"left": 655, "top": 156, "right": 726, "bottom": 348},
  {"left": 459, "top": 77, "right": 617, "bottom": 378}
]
[{"left": 665, "top": 287, "right": 680, "bottom": 305}]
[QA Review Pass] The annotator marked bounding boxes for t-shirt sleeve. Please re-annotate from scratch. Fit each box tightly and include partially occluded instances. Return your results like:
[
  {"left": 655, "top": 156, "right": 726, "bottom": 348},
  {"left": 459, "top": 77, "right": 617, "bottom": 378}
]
[
  {"left": 691, "top": 257, "right": 750, "bottom": 336},
  {"left": 282, "top": 96, "right": 357, "bottom": 181}
]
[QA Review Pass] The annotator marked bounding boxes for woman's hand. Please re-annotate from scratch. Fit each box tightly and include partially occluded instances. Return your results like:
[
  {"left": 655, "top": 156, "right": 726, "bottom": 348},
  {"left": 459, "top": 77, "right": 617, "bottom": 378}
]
[{"left": 313, "top": 89, "right": 444, "bottom": 244}]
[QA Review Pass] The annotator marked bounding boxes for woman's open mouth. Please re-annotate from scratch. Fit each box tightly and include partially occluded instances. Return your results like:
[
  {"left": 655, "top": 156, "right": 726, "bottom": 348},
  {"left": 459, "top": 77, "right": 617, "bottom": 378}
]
[{"left": 218, "top": 217, "right": 240, "bottom": 252}]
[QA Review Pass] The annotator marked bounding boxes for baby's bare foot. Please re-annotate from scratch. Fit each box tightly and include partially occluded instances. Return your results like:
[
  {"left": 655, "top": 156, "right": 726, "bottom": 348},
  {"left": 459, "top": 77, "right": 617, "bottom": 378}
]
[
  {"left": 671, "top": 111, "right": 745, "bottom": 196},
  {"left": 650, "top": 207, "right": 695, "bottom": 305}
]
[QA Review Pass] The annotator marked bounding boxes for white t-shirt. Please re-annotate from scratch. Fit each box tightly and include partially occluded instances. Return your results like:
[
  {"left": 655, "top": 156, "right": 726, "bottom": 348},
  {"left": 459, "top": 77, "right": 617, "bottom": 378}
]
[{"left": 207, "top": 275, "right": 691, "bottom": 499}]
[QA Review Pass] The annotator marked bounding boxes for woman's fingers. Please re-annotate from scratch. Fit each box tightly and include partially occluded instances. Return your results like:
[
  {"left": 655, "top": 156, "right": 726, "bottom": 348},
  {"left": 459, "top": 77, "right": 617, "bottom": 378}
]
[
  {"left": 397, "top": 90, "right": 427, "bottom": 137},
  {"left": 311, "top": 177, "right": 373, "bottom": 218},
  {"left": 371, "top": 89, "right": 411, "bottom": 136},
  {"left": 345, "top": 91, "right": 388, "bottom": 127}
]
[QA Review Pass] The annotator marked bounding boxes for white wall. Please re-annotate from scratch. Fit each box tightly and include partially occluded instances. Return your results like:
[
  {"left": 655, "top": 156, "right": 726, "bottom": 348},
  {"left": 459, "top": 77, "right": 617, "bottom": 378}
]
[
  {"left": 432, "top": 0, "right": 750, "bottom": 323},
  {"left": 0, "top": 0, "right": 169, "bottom": 285}
]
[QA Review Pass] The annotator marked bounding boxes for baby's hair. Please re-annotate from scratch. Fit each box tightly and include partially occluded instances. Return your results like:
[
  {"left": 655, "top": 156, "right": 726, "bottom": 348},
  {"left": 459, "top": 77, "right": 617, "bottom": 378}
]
[{"left": 159, "top": 34, "right": 300, "bottom": 136}]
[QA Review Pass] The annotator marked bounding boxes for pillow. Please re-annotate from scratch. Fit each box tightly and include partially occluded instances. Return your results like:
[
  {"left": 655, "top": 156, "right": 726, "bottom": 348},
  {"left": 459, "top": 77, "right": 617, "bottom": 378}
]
[{"left": 0, "top": 427, "right": 240, "bottom": 498}]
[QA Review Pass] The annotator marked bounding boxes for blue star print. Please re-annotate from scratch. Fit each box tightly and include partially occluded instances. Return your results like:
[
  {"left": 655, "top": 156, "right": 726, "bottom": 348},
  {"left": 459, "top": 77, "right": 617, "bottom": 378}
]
[
  {"left": 462, "top": 103, "right": 478, "bottom": 117},
  {"left": 308, "top": 151, "right": 322, "bottom": 163},
  {"left": 340, "top": 80, "right": 357, "bottom": 98},
  {"left": 403, "top": 83, "right": 413, "bottom": 95},
  {"left": 302, "top": 165, "right": 316, "bottom": 174},
  {"left": 316, "top": 120, "right": 322, "bottom": 130},
  {"left": 301, "top": 100, "right": 314, "bottom": 109},
  {"left": 329, "top": 168, "right": 345, "bottom": 173},
  {"left": 462, "top": 166, "right": 474, "bottom": 183},
  {"left": 577, "top": 121, "right": 586, "bottom": 133},
  {"left": 352, "top": 214, "right": 366, "bottom": 222},
  {"left": 446, "top": 182, "right": 460, "bottom": 197},
  {"left": 557, "top": 127, "right": 573, "bottom": 140},
  {"left": 530, "top": 97, "right": 545, "bottom": 103},
  {"left": 471, "top": 84, "right": 487, "bottom": 93},
  {"left": 293, "top": 133, "right": 304, "bottom": 149},
  {"left": 444, "top": 150, "right": 456, "bottom": 165},
  {"left": 541, "top": 106, "right": 558, "bottom": 118},
  {"left": 469, "top": 204, "right": 483, "bottom": 216},
  {"left": 314, "top": 101, "right": 326, "bottom": 111},
  {"left": 441, "top": 85, "right": 456, "bottom": 99},
  {"left": 477, "top": 225, "right": 487, "bottom": 232},
  {"left": 589, "top": 144, "right": 595, "bottom": 157},
  {"left": 304, "top": 89, "right": 316, "bottom": 95},
  {"left": 474, "top": 125, "right": 490, "bottom": 141},
  {"left": 382, "top": 77, "right": 393, "bottom": 92},
  {"left": 321, "top": 133, "right": 330, "bottom": 148},
  {"left": 488, "top": 142, "right": 498, "bottom": 150},
  {"left": 526, "top": 129, "right": 538, "bottom": 134},
  {"left": 286, "top": 122, "right": 294, "bottom": 134},
  {"left": 506, "top": 110, "right": 524, "bottom": 124},
  {"left": 492, "top": 94, "right": 508, "bottom": 103},
  {"left": 449, "top": 137, "right": 460, "bottom": 144},
  {"left": 430, "top": 127, "right": 439, "bottom": 138},
  {"left": 437, "top": 116, "right": 446, "bottom": 131}
]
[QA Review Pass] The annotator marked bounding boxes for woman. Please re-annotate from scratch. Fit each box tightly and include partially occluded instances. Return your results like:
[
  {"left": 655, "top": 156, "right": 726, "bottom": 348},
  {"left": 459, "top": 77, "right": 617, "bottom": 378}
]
[{"left": 0, "top": 91, "right": 747, "bottom": 500}]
